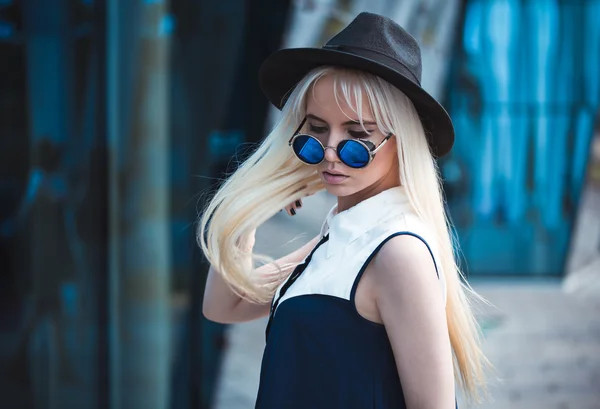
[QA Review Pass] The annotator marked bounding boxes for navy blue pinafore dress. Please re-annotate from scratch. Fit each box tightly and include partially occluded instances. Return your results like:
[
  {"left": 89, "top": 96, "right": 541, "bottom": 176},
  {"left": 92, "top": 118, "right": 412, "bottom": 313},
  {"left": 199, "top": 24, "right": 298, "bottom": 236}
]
[{"left": 255, "top": 187, "right": 447, "bottom": 409}]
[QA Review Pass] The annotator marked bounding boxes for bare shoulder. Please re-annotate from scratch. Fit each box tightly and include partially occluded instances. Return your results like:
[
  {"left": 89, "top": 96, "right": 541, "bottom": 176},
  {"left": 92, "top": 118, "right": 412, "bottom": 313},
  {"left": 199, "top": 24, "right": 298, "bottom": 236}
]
[
  {"left": 369, "top": 235, "right": 454, "bottom": 409},
  {"left": 369, "top": 234, "right": 441, "bottom": 302}
]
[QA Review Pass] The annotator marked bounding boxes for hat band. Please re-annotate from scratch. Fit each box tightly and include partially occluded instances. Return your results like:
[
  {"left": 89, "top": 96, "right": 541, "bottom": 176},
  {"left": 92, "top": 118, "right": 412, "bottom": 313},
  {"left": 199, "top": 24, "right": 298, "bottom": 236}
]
[{"left": 322, "top": 43, "right": 420, "bottom": 85}]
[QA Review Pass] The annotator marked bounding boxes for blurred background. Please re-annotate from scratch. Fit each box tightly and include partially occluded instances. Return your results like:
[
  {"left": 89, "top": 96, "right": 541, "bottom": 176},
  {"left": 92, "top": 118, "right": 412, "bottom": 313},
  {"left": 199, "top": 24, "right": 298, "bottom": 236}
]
[{"left": 0, "top": 0, "right": 598, "bottom": 408}]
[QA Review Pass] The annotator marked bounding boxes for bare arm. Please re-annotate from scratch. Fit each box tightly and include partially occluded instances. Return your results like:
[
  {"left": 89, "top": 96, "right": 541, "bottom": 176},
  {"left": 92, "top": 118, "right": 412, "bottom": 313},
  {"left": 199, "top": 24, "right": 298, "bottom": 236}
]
[
  {"left": 202, "top": 233, "right": 322, "bottom": 324},
  {"left": 371, "top": 235, "right": 455, "bottom": 409}
]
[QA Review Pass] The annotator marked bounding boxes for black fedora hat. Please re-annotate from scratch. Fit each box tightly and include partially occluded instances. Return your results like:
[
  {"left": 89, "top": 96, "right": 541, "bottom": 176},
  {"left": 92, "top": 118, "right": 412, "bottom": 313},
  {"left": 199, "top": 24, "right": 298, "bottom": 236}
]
[{"left": 259, "top": 12, "right": 455, "bottom": 157}]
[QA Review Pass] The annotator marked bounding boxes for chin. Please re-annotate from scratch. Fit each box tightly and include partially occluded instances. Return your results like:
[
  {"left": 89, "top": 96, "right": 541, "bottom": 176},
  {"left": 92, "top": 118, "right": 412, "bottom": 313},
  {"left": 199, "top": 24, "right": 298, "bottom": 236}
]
[{"left": 322, "top": 183, "right": 360, "bottom": 198}]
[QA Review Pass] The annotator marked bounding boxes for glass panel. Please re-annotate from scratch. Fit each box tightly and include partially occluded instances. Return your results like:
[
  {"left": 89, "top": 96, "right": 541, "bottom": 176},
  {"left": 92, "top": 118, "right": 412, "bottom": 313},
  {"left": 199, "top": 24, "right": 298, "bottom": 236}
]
[{"left": 0, "top": 1, "right": 106, "bottom": 408}]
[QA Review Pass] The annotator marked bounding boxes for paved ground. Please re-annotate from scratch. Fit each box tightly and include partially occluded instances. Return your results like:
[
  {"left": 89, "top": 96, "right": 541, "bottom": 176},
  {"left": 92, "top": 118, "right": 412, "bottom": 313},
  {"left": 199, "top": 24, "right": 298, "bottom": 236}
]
[
  {"left": 212, "top": 190, "right": 600, "bottom": 409},
  {"left": 475, "top": 281, "right": 600, "bottom": 409}
]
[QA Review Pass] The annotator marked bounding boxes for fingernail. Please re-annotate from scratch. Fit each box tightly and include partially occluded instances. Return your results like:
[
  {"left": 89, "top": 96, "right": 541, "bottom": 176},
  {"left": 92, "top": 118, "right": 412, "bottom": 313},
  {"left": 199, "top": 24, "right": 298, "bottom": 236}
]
[
  {"left": 290, "top": 208, "right": 296, "bottom": 216},
  {"left": 295, "top": 200, "right": 302, "bottom": 207}
]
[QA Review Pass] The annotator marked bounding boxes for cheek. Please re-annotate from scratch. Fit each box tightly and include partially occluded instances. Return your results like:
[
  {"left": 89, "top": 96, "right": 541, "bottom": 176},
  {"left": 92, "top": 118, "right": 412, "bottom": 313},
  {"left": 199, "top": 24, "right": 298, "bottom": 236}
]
[
  {"left": 372, "top": 142, "right": 397, "bottom": 172},
  {"left": 348, "top": 150, "right": 396, "bottom": 183}
]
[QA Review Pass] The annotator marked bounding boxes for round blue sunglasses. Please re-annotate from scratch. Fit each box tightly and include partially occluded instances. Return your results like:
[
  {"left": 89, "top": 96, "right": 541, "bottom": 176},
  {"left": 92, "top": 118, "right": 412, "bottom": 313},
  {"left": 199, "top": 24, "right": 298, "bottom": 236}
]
[{"left": 288, "top": 117, "right": 393, "bottom": 169}]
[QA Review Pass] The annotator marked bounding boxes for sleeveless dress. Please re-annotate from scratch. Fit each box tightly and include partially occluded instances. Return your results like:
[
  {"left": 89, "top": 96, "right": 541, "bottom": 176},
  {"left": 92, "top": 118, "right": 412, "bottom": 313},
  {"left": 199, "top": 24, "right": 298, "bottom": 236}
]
[{"left": 255, "top": 186, "right": 447, "bottom": 409}]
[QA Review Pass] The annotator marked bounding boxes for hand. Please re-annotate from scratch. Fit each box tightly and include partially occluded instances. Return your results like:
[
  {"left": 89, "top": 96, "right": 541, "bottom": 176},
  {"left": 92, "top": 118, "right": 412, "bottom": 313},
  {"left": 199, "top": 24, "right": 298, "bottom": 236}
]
[
  {"left": 237, "top": 229, "right": 256, "bottom": 253},
  {"left": 284, "top": 186, "right": 317, "bottom": 216},
  {"left": 284, "top": 198, "right": 304, "bottom": 216}
]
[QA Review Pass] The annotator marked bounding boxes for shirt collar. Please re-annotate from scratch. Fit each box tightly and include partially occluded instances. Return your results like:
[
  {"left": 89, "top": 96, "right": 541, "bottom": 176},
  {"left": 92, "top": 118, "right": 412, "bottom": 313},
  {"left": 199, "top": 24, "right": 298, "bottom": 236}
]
[{"left": 322, "top": 186, "right": 413, "bottom": 258}]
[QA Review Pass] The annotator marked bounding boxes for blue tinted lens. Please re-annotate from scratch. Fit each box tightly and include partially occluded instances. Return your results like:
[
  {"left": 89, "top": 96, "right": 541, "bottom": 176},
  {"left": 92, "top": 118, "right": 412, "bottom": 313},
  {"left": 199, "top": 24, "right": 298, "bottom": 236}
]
[
  {"left": 292, "top": 134, "right": 325, "bottom": 164},
  {"left": 338, "top": 140, "right": 370, "bottom": 168}
]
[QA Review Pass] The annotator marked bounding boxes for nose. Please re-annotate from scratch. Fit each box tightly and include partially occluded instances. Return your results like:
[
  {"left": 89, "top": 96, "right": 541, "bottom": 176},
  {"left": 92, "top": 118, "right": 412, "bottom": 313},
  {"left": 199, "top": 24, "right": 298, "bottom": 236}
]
[
  {"left": 322, "top": 132, "right": 343, "bottom": 163},
  {"left": 323, "top": 145, "right": 339, "bottom": 163}
]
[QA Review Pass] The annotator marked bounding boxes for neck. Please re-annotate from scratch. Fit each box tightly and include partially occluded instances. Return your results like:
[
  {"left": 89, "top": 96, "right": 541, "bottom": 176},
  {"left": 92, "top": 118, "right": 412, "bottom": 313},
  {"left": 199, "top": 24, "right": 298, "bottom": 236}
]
[{"left": 337, "top": 175, "right": 401, "bottom": 212}]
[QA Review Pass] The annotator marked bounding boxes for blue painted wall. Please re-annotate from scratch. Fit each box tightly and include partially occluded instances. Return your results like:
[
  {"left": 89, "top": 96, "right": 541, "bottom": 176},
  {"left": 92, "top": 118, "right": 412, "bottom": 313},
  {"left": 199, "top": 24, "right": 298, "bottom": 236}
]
[{"left": 444, "top": 0, "right": 600, "bottom": 276}]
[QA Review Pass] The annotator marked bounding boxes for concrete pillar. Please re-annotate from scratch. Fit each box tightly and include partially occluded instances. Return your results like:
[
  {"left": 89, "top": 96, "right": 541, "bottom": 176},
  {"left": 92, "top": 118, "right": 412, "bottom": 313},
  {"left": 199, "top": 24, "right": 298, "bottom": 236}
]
[{"left": 107, "top": 1, "right": 172, "bottom": 408}]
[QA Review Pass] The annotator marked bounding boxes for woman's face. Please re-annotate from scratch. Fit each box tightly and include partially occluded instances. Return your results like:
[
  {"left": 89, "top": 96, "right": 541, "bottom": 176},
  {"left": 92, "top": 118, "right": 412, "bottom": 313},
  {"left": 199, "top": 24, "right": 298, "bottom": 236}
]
[{"left": 304, "top": 75, "right": 400, "bottom": 205}]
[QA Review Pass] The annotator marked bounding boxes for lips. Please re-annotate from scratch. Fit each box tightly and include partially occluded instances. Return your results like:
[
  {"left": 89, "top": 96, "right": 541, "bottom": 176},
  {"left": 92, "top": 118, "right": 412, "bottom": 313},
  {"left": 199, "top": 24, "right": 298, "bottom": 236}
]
[
  {"left": 322, "top": 171, "right": 348, "bottom": 184},
  {"left": 324, "top": 169, "right": 347, "bottom": 176}
]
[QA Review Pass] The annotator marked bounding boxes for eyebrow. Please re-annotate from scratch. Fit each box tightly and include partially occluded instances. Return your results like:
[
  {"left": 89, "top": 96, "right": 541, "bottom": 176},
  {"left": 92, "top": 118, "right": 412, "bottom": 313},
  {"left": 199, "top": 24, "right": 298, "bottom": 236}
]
[{"left": 306, "top": 113, "right": 377, "bottom": 126}]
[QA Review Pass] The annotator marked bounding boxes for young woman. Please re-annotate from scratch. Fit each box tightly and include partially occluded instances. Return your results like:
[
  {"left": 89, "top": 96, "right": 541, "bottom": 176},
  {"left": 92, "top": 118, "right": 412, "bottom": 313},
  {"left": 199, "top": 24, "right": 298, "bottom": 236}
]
[{"left": 200, "top": 12, "right": 489, "bottom": 409}]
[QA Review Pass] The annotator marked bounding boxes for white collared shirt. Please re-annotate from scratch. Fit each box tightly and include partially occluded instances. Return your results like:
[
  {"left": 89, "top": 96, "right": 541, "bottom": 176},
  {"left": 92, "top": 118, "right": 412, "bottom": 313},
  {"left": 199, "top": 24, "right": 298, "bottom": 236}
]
[{"left": 274, "top": 186, "right": 447, "bottom": 311}]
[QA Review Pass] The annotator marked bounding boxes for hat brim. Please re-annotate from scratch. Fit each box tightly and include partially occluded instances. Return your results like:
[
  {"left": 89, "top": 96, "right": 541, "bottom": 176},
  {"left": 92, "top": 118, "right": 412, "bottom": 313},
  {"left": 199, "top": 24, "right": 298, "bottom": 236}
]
[{"left": 259, "top": 47, "right": 454, "bottom": 157}]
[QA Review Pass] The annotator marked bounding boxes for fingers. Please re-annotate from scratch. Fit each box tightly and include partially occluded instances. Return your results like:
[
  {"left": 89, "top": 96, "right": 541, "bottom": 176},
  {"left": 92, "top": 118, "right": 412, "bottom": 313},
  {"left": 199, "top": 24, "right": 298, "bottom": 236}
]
[
  {"left": 236, "top": 229, "right": 256, "bottom": 252},
  {"left": 284, "top": 199, "right": 302, "bottom": 216},
  {"left": 294, "top": 185, "right": 315, "bottom": 198}
]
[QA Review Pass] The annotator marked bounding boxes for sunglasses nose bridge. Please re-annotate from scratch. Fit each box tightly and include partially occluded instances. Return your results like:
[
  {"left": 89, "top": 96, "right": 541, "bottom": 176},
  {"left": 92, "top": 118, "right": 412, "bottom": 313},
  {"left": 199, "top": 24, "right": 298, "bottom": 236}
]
[
  {"left": 322, "top": 130, "right": 347, "bottom": 161},
  {"left": 322, "top": 144, "right": 341, "bottom": 163}
]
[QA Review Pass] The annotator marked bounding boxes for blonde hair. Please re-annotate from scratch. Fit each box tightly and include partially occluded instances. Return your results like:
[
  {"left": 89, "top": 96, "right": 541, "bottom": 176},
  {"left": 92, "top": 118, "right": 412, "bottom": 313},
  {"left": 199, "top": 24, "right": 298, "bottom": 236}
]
[{"left": 198, "top": 66, "right": 490, "bottom": 401}]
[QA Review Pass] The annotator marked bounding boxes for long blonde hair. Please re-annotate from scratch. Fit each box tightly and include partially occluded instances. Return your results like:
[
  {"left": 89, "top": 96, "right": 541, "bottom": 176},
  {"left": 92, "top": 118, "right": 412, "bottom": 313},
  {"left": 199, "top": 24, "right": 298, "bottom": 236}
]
[{"left": 198, "top": 66, "right": 490, "bottom": 401}]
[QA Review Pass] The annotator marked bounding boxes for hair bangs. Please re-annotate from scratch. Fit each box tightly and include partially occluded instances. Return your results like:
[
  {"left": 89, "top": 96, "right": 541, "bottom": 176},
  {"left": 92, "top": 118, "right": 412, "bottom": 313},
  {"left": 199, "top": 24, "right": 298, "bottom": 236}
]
[{"left": 298, "top": 67, "right": 395, "bottom": 137}]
